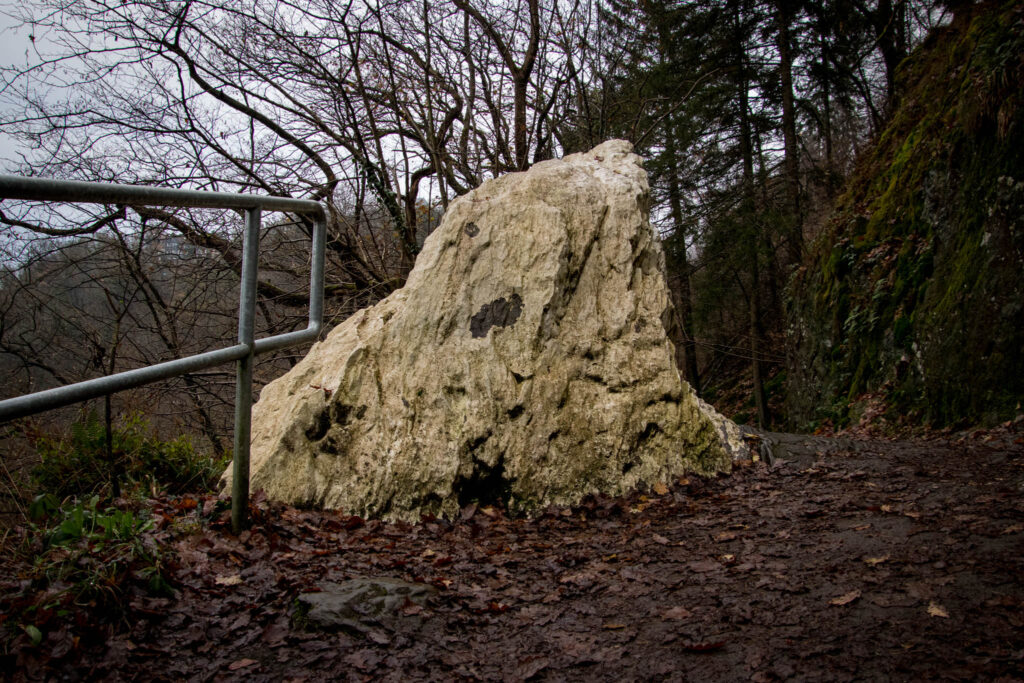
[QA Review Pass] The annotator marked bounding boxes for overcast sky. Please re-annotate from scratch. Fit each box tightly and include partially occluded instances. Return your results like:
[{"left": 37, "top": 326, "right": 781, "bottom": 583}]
[{"left": 0, "top": 8, "right": 42, "bottom": 169}]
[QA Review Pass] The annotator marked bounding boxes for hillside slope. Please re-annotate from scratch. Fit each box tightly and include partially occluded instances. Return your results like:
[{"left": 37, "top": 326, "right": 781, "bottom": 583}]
[{"left": 787, "top": 1, "right": 1024, "bottom": 429}]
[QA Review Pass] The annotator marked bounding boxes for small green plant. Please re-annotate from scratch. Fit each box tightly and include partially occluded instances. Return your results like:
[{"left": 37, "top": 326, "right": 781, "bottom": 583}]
[
  {"left": 12, "top": 495, "right": 171, "bottom": 626},
  {"left": 27, "top": 494, "right": 169, "bottom": 593},
  {"left": 30, "top": 412, "right": 226, "bottom": 501},
  {"left": 1, "top": 492, "right": 174, "bottom": 653}
]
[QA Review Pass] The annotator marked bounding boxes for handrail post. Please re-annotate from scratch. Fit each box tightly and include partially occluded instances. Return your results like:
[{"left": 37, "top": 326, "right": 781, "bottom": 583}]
[
  {"left": 231, "top": 207, "right": 261, "bottom": 533},
  {"left": 0, "top": 175, "right": 325, "bottom": 527}
]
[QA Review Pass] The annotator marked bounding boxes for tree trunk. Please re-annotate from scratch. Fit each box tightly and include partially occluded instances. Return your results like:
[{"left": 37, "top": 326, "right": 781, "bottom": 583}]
[
  {"left": 873, "top": 0, "right": 908, "bottom": 110},
  {"left": 514, "top": 75, "right": 530, "bottom": 170},
  {"left": 735, "top": 2, "right": 769, "bottom": 427},
  {"left": 750, "top": 263, "right": 770, "bottom": 429},
  {"left": 776, "top": 0, "right": 803, "bottom": 267},
  {"left": 664, "top": 128, "right": 702, "bottom": 396}
]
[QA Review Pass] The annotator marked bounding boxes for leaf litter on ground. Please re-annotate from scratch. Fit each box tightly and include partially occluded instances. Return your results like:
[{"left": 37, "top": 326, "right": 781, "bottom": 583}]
[{"left": 2, "top": 430, "right": 1023, "bottom": 680}]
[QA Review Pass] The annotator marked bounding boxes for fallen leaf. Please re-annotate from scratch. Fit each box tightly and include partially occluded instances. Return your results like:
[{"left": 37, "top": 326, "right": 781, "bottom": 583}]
[
  {"left": 229, "top": 658, "right": 258, "bottom": 671},
  {"left": 830, "top": 590, "right": 862, "bottom": 606},
  {"left": 215, "top": 574, "right": 243, "bottom": 586},
  {"left": 23, "top": 625, "right": 42, "bottom": 646},
  {"left": 261, "top": 619, "right": 289, "bottom": 647},
  {"left": 661, "top": 606, "right": 692, "bottom": 620},
  {"left": 927, "top": 601, "right": 949, "bottom": 618},
  {"left": 853, "top": 524, "right": 872, "bottom": 531},
  {"left": 227, "top": 613, "right": 252, "bottom": 632},
  {"left": 345, "top": 649, "right": 379, "bottom": 671},
  {"left": 400, "top": 602, "right": 424, "bottom": 616},
  {"left": 342, "top": 515, "right": 365, "bottom": 530},
  {"left": 602, "top": 622, "right": 626, "bottom": 630},
  {"left": 687, "top": 559, "right": 720, "bottom": 573},
  {"left": 652, "top": 482, "right": 669, "bottom": 496},
  {"left": 904, "top": 511, "right": 922, "bottom": 519},
  {"left": 1001, "top": 523, "right": 1024, "bottom": 535},
  {"left": 366, "top": 629, "right": 391, "bottom": 645},
  {"left": 880, "top": 504, "right": 893, "bottom": 513},
  {"left": 515, "top": 656, "right": 549, "bottom": 679},
  {"left": 714, "top": 531, "right": 738, "bottom": 542},
  {"left": 651, "top": 534, "right": 670, "bottom": 545},
  {"left": 682, "top": 641, "right": 726, "bottom": 653},
  {"left": 864, "top": 555, "right": 890, "bottom": 566}
]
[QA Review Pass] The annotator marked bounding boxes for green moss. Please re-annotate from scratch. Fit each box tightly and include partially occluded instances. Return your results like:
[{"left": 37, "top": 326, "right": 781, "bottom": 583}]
[
  {"left": 786, "top": 0, "right": 1024, "bottom": 429},
  {"left": 892, "top": 315, "right": 912, "bottom": 348}
]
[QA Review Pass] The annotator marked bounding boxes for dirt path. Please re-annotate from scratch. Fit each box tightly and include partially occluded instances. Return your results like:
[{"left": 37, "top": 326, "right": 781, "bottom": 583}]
[{"left": 8, "top": 432, "right": 1024, "bottom": 681}]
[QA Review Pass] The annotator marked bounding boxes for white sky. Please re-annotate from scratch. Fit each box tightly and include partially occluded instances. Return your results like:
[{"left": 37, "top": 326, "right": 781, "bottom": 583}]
[{"left": 0, "top": 7, "right": 42, "bottom": 169}]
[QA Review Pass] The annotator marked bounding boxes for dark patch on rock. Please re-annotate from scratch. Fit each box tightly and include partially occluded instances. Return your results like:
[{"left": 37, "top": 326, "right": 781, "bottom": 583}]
[
  {"left": 456, "top": 452, "right": 509, "bottom": 508},
  {"left": 464, "top": 222, "right": 480, "bottom": 237},
  {"left": 636, "top": 421, "right": 662, "bottom": 445},
  {"left": 470, "top": 293, "right": 523, "bottom": 338},
  {"left": 320, "top": 435, "right": 341, "bottom": 455},
  {"left": 306, "top": 410, "right": 331, "bottom": 441},
  {"left": 327, "top": 403, "right": 367, "bottom": 427}
]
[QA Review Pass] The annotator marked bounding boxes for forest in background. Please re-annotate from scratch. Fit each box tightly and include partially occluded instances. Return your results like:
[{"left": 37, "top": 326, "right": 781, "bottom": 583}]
[{"left": 0, "top": 0, "right": 1018, "bottom": 460}]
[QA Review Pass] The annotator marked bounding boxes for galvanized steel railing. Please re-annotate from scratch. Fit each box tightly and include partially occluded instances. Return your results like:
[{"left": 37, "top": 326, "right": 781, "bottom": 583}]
[{"left": 0, "top": 175, "right": 327, "bottom": 532}]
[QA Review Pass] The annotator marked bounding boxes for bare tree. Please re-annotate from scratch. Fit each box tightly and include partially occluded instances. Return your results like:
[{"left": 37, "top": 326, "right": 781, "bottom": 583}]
[{"left": 0, "top": 0, "right": 608, "bottom": 451}]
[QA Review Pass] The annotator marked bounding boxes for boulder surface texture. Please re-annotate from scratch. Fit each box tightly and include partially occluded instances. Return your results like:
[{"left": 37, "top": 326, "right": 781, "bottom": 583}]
[{"left": 226, "top": 140, "right": 741, "bottom": 520}]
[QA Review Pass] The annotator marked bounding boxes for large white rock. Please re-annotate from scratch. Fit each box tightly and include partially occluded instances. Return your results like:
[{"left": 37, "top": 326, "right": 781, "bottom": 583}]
[{"left": 226, "top": 140, "right": 742, "bottom": 520}]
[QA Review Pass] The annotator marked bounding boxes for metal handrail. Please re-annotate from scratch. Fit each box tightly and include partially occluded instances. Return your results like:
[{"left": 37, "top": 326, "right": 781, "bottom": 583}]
[{"left": 0, "top": 175, "right": 327, "bottom": 532}]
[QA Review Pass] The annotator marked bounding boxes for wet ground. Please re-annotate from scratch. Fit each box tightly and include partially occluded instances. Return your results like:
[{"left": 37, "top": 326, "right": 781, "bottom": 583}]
[{"left": 6, "top": 431, "right": 1024, "bottom": 681}]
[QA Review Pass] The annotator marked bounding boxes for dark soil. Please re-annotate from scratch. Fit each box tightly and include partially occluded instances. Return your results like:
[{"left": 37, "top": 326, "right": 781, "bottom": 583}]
[{"left": 4, "top": 431, "right": 1024, "bottom": 681}]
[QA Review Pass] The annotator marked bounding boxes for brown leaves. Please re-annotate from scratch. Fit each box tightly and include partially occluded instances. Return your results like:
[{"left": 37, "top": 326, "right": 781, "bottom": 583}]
[
  {"left": 228, "top": 658, "right": 258, "bottom": 671},
  {"left": 681, "top": 641, "right": 727, "bottom": 653},
  {"left": 661, "top": 606, "right": 692, "bottom": 620},
  {"left": 214, "top": 574, "right": 243, "bottom": 586},
  {"left": 687, "top": 559, "right": 722, "bottom": 573},
  {"left": 829, "top": 590, "right": 862, "bottom": 606},
  {"left": 5, "top": 432, "right": 1022, "bottom": 681}
]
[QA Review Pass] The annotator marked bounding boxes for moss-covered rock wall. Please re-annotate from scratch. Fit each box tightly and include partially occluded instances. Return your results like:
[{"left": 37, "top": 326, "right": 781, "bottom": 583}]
[{"left": 787, "top": 1, "right": 1024, "bottom": 429}]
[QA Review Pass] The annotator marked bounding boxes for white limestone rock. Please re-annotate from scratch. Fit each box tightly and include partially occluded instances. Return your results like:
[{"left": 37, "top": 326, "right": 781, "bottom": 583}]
[{"left": 224, "top": 140, "right": 742, "bottom": 520}]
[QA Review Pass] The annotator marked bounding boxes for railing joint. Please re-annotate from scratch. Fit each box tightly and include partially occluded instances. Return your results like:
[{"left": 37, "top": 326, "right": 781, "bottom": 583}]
[{"left": 0, "top": 175, "right": 327, "bottom": 534}]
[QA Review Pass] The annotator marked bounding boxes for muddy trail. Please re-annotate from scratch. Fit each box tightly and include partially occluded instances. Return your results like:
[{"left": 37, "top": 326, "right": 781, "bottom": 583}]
[{"left": 5, "top": 431, "right": 1024, "bottom": 681}]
